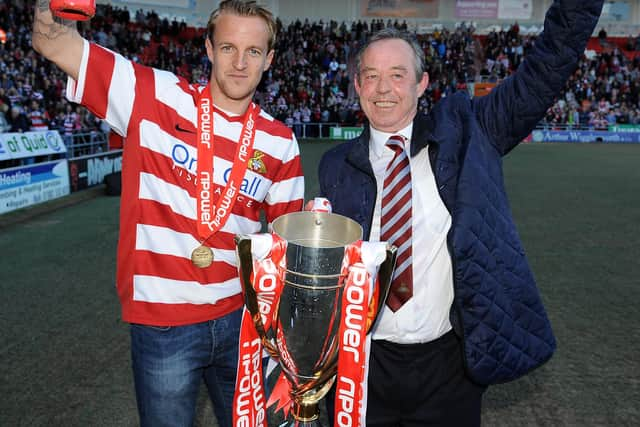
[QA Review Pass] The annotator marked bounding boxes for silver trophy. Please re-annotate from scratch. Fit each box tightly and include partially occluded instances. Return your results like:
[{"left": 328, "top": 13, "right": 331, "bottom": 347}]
[{"left": 236, "top": 211, "right": 396, "bottom": 426}]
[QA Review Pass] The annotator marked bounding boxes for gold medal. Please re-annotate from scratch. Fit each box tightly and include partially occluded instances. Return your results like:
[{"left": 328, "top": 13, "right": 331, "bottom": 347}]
[{"left": 191, "top": 245, "right": 214, "bottom": 268}]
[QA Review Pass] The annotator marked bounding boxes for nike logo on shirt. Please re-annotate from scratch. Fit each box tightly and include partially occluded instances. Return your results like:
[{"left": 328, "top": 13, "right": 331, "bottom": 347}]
[{"left": 175, "top": 124, "right": 195, "bottom": 134}]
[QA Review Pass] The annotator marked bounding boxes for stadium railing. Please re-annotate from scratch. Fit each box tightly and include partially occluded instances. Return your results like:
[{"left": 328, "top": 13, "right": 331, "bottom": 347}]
[{"left": 64, "top": 130, "right": 109, "bottom": 157}]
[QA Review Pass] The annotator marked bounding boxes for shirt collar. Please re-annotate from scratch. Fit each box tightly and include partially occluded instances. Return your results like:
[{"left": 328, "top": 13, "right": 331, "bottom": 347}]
[
  {"left": 369, "top": 123, "right": 413, "bottom": 158},
  {"left": 215, "top": 104, "right": 240, "bottom": 117}
]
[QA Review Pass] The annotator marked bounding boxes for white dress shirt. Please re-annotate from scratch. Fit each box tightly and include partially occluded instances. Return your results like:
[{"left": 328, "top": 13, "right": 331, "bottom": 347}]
[{"left": 368, "top": 124, "right": 454, "bottom": 344}]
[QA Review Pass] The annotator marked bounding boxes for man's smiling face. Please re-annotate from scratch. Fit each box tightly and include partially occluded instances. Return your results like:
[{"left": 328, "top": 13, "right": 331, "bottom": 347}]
[{"left": 355, "top": 38, "right": 428, "bottom": 133}]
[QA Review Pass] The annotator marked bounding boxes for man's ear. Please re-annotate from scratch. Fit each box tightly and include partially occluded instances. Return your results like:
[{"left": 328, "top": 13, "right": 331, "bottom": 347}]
[
  {"left": 264, "top": 49, "right": 275, "bottom": 72},
  {"left": 354, "top": 73, "right": 361, "bottom": 96},
  {"left": 417, "top": 72, "right": 429, "bottom": 97}
]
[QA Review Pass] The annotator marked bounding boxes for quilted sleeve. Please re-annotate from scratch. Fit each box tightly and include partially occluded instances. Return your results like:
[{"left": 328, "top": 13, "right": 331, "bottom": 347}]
[{"left": 474, "top": 0, "right": 604, "bottom": 155}]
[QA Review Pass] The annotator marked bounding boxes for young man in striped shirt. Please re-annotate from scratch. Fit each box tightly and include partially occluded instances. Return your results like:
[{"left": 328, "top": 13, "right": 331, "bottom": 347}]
[{"left": 32, "top": 1, "right": 304, "bottom": 426}]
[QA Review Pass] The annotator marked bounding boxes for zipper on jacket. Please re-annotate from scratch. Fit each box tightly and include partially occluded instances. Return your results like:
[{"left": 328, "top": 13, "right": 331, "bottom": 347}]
[
  {"left": 365, "top": 185, "right": 375, "bottom": 240},
  {"left": 362, "top": 168, "right": 377, "bottom": 240},
  {"left": 430, "top": 141, "right": 470, "bottom": 377},
  {"left": 446, "top": 232, "right": 470, "bottom": 375}
]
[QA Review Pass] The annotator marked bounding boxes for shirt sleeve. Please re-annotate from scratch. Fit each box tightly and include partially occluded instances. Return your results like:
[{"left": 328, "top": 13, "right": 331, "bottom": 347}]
[{"left": 66, "top": 40, "right": 136, "bottom": 137}]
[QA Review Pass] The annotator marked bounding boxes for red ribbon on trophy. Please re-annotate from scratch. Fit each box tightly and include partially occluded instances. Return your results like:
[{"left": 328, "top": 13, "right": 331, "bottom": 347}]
[
  {"left": 334, "top": 241, "right": 378, "bottom": 427},
  {"left": 50, "top": 0, "right": 96, "bottom": 21},
  {"left": 233, "top": 234, "right": 380, "bottom": 427},
  {"left": 234, "top": 234, "right": 287, "bottom": 427}
]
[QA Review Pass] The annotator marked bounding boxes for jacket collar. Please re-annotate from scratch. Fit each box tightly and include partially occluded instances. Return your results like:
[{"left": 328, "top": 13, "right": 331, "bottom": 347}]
[
  {"left": 409, "top": 111, "right": 437, "bottom": 157},
  {"left": 347, "top": 112, "right": 438, "bottom": 176},
  {"left": 345, "top": 112, "right": 437, "bottom": 173},
  {"left": 346, "top": 125, "right": 374, "bottom": 176}
]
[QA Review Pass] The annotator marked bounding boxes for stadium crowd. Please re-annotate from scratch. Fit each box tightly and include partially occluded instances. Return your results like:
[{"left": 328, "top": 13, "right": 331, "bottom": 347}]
[{"left": 2, "top": 1, "right": 640, "bottom": 140}]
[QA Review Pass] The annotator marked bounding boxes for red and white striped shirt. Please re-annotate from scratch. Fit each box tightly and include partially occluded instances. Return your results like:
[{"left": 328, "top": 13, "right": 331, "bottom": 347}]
[
  {"left": 29, "top": 109, "right": 49, "bottom": 131},
  {"left": 67, "top": 41, "right": 304, "bottom": 326}
]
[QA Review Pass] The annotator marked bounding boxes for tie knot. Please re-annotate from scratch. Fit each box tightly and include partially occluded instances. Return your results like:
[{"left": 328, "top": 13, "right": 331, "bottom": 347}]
[{"left": 386, "top": 135, "right": 405, "bottom": 154}]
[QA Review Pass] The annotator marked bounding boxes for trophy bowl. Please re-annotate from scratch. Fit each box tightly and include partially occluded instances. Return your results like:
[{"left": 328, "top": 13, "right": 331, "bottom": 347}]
[{"left": 236, "top": 211, "right": 396, "bottom": 426}]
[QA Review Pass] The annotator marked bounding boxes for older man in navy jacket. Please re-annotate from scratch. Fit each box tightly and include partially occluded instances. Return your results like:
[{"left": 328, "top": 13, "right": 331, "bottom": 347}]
[{"left": 319, "top": 1, "right": 604, "bottom": 425}]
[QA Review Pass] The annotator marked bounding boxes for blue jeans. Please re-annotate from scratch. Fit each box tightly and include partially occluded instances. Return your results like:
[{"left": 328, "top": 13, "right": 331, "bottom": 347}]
[{"left": 130, "top": 309, "right": 242, "bottom": 427}]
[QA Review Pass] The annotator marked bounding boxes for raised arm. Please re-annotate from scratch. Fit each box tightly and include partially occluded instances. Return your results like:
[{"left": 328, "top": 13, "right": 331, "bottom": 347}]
[
  {"left": 32, "top": 0, "right": 85, "bottom": 80},
  {"left": 475, "top": 0, "right": 604, "bottom": 155}
]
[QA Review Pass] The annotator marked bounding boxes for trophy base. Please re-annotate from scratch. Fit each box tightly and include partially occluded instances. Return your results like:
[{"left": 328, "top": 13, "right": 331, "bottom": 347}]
[
  {"left": 280, "top": 420, "right": 325, "bottom": 427},
  {"left": 279, "top": 419, "right": 323, "bottom": 427},
  {"left": 290, "top": 401, "right": 322, "bottom": 425}
]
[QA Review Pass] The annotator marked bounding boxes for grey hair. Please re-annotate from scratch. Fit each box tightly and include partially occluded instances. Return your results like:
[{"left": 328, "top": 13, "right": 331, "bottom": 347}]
[{"left": 354, "top": 28, "right": 425, "bottom": 83}]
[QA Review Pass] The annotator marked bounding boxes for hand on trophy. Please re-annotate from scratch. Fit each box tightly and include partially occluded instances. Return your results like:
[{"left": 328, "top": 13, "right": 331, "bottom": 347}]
[
  {"left": 50, "top": 0, "right": 96, "bottom": 21},
  {"left": 304, "top": 197, "right": 332, "bottom": 213}
]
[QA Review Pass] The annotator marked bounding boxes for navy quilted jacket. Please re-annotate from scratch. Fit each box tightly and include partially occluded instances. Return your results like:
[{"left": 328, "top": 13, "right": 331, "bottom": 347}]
[{"left": 318, "top": 0, "right": 604, "bottom": 385}]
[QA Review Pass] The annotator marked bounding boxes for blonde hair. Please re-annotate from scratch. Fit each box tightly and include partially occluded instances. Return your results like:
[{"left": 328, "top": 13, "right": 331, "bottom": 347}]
[{"left": 206, "top": 0, "right": 277, "bottom": 51}]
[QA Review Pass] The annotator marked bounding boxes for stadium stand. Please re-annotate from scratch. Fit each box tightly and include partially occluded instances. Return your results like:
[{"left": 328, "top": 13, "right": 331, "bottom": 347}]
[{"left": 2, "top": 1, "right": 640, "bottom": 168}]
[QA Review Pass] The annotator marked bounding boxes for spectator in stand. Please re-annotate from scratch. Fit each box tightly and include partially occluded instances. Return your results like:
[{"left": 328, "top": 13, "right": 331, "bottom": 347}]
[
  {"left": 62, "top": 104, "right": 76, "bottom": 145},
  {"left": 300, "top": 102, "right": 311, "bottom": 124},
  {"left": 579, "top": 103, "right": 592, "bottom": 127},
  {"left": 47, "top": 109, "right": 65, "bottom": 134},
  {"left": 598, "top": 27, "right": 608, "bottom": 46},
  {"left": 591, "top": 111, "right": 609, "bottom": 130},
  {"left": 28, "top": 99, "right": 49, "bottom": 131},
  {"left": 32, "top": 2, "right": 304, "bottom": 426},
  {"left": 606, "top": 108, "right": 617, "bottom": 126},
  {"left": 6, "top": 87, "right": 21, "bottom": 107},
  {"left": 568, "top": 106, "right": 580, "bottom": 129},
  {"left": 616, "top": 105, "right": 630, "bottom": 124},
  {"left": 284, "top": 112, "right": 294, "bottom": 128},
  {"left": 597, "top": 97, "right": 610, "bottom": 114},
  {"left": 0, "top": 88, "right": 10, "bottom": 114},
  {"left": 0, "top": 102, "right": 9, "bottom": 132},
  {"left": 8, "top": 106, "right": 30, "bottom": 132},
  {"left": 625, "top": 34, "right": 636, "bottom": 52}
]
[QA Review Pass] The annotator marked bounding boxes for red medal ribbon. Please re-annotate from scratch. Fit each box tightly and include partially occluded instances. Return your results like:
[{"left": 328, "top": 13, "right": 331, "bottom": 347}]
[{"left": 195, "top": 85, "right": 259, "bottom": 244}]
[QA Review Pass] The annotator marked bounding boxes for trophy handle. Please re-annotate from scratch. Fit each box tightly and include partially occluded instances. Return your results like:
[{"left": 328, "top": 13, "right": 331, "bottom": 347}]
[
  {"left": 234, "top": 235, "right": 279, "bottom": 358},
  {"left": 367, "top": 245, "right": 397, "bottom": 333}
]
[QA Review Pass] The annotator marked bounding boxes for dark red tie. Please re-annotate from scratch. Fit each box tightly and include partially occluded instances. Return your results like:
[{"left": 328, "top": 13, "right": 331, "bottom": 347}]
[{"left": 381, "top": 135, "right": 413, "bottom": 312}]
